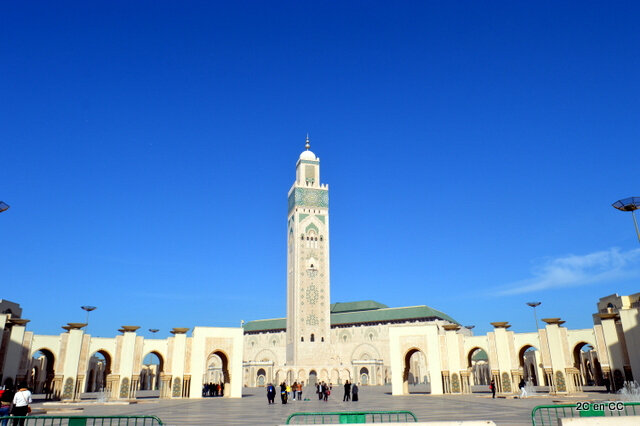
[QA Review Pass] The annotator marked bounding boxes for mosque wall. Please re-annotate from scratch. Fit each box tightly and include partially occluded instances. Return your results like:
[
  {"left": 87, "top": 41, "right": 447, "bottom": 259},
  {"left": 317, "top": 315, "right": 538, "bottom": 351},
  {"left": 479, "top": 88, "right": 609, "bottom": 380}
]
[
  {"left": 0, "top": 293, "right": 638, "bottom": 399},
  {"left": 388, "top": 297, "right": 639, "bottom": 396},
  {"left": 0, "top": 320, "right": 244, "bottom": 400}
]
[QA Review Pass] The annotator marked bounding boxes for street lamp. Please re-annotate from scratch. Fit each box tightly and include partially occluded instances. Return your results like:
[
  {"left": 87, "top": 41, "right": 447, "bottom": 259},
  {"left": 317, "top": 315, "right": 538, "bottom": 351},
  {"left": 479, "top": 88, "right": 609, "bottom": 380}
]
[
  {"left": 612, "top": 197, "right": 640, "bottom": 243},
  {"left": 527, "top": 302, "right": 541, "bottom": 331},
  {"left": 0, "top": 202, "right": 9, "bottom": 213},
  {"left": 81, "top": 306, "right": 97, "bottom": 325}
]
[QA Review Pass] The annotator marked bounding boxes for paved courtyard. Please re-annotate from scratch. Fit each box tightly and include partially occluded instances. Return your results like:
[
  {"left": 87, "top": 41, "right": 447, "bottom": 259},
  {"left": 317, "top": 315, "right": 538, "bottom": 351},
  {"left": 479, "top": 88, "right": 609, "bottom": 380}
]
[{"left": 33, "top": 385, "right": 615, "bottom": 425}]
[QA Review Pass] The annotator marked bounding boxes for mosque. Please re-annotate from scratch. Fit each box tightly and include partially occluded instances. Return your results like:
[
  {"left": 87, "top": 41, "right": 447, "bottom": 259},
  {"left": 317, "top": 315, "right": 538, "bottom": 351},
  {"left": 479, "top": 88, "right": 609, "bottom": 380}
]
[
  {"left": 0, "top": 139, "right": 639, "bottom": 400},
  {"left": 240, "top": 137, "right": 467, "bottom": 388}
]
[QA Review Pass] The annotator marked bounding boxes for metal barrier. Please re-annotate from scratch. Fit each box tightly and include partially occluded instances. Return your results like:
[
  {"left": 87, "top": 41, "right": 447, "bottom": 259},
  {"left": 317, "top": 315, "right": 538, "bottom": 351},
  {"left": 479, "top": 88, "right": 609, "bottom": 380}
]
[
  {"left": 531, "top": 402, "right": 640, "bottom": 425},
  {"left": 286, "top": 410, "right": 418, "bottom": 424},
  {"left": 0, "top": 416, "right": 163, "bottom": 426}
]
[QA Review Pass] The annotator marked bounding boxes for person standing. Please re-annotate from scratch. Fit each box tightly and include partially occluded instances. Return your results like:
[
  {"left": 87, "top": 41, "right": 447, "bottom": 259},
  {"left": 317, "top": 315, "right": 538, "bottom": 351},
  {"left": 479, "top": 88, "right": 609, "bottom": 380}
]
[
  {"left": 323, "top": 382, "right": 329, "bottom": 401},
  {"left": 351, "top": 382, "right": 359, "bottom": 402},
  {"left": 297, "top": 382, "right": 303, "bottom": 401},
  {"left": 280, "top": 382, "right": 288, "bottom": 404},
  {"left": 11, "top": 384, "right": 31, "bottom": 426},
  {"left": 0, "top": 387, "right": 14, "bottom": 426},
  {"left": 343, "top": 380, "right": 351, "bottom": 401},
  {"left": 490, "top": 379, "right": 496, "bottom": 399},
  {"left": 317, "top": 383, "right": 323, "bottom": 400},
  {"left": 287, "top": 383, "right": 293, "bottom": 400},
  {"left": 266, "top": 383, "right": 276, "bottom": 404}
]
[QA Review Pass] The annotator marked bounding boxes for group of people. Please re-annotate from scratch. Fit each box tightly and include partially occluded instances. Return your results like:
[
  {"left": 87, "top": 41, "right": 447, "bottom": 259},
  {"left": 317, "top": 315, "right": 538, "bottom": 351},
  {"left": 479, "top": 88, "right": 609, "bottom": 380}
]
[
  {"left": 488, "top": 378, "right": 528, "bottom": 399},
  {"left": 266, "top": 381, "right": 303, "bottom": 404},
  {"left": 0, "top": 383, "right": 33, "bottom": 426},
  {"left": 316, "top": 381, "right": 331, "bottom": 401},
  {"left": 342, "top": 380, "right": 359, "bottom": 402},
  {"left": 202, "top": 382, "right": 224, "bottom": 397},
  {"left": 266, "top": 380, "right": 360, "bottom": 404}
]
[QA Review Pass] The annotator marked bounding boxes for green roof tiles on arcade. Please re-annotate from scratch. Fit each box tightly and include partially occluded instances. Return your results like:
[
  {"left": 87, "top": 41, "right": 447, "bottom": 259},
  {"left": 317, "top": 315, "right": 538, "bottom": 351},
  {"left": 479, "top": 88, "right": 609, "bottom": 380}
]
[
  {"left": 242, "top": 318, "right": 286, "bottom": 332},
  {"left": 243, "top": 300, "right": 459, "bottom": 333},
  {"left": 330, "top": 300, "right": 389, "bottom": 313},
  {"left": 331, "top": 305, "right": 459, "bottom": 326}
]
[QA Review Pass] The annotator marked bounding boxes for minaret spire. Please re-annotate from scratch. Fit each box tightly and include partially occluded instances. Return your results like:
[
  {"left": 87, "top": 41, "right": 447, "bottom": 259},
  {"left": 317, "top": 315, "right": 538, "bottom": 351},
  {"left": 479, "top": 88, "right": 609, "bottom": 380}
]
[{"left": 305, "top": 133, "right": 310, "bottom": 150}]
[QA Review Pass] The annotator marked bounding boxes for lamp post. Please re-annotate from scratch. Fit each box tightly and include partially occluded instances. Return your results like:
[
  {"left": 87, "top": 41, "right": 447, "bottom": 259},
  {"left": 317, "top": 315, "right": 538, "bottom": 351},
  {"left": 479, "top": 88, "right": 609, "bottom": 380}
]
[
  {"left": 81, "top": 306, "right": 97, "bottom": 331},
  {"left": 527, "top": 302, "right": 541, "bottom": 331},
  {"left": 0, "top": 202, "right": 9, "bottom": 213},
  {"left": 612, "top": 197, "right": 640, "bottom": 243}
]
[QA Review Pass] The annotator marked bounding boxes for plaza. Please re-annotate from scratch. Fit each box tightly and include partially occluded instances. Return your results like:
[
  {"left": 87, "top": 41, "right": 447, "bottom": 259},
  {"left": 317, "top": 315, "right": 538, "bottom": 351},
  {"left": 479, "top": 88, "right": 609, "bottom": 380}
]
[{"left": 32, "top": 385, "right": 613, "bottom": 425}]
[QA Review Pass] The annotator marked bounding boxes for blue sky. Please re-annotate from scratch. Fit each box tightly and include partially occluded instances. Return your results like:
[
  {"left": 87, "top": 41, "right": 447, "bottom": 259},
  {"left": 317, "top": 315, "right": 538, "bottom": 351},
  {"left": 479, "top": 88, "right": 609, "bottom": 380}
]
[{"left": 1, "top": 1, "right": 639, "bottom": 338}]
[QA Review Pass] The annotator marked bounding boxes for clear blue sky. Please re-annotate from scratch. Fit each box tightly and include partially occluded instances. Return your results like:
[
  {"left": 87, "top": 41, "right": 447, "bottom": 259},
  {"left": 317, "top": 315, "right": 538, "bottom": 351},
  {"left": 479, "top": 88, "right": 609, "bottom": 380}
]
[{"left": 2, "top": 1, "right": 639, "bottom": 338}]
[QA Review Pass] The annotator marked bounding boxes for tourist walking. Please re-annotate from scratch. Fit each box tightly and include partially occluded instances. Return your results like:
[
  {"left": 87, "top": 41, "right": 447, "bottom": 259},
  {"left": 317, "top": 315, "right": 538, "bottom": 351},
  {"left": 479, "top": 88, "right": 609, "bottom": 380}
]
[
  {"left": 317, "top": 383, "right": 323, "bottom": 400},
  {"left": 490, "top": 379, "right": 496, "bottom": 399},
  {"left": 519, "top": 378, "right": 527, "bottom": 398},
  {"left": 11, "top": 384, "right": 31, "bottom": 426},
  {"left": 343, "top": 380, "right": 351, "bottom": 401},
  {"left": 351, "top": 382, "right": 359, "bottom": 401},
  {"left": 287, "top": 383, "right": 292, "bottom": 400},
  {"left": 280, "top": 382, "right": 288, "bottom": 404},
  {"left": 323, "top": 382, "right": 330, "bottom": 401}
]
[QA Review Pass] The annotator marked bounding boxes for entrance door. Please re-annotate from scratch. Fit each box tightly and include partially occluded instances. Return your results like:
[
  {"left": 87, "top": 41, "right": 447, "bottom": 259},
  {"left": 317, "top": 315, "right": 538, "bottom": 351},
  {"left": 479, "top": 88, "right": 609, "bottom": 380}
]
[{"left": 308, "top": 370, "right": 318, "bottom": 387}]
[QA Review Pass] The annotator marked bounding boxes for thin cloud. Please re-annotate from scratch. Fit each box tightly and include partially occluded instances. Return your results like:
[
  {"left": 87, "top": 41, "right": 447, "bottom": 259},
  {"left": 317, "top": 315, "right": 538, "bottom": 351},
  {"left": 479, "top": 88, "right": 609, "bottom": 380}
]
[{"left": 498, "top": 248, "right": 640, "bottom": 295}]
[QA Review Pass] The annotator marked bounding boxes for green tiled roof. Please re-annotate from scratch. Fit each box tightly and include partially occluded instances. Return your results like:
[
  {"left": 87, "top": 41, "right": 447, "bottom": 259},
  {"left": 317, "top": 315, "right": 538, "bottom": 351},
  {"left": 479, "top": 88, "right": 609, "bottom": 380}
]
[
  {"left": 471, "top": 349, "right": 488, "bottom": 361},
  {"left": 331, "top": 305, "right": 458, "bottom": 326},
  {"left": 330, "top": 300, "right": 389, "bottom": 313},
  {"left": 243, "top": 318, "right": 286, "bottom": 333},
  {"left": 243, "top": 300, "right": 458, "bottom": 333}
]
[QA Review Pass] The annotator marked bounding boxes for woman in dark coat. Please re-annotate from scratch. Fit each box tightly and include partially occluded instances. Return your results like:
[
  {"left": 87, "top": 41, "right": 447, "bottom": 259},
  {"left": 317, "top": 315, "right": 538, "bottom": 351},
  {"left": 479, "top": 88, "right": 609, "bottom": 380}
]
[
  {"left": 267, "top": 383, "right": 276, "bottom": 404},
  {"left": 351, "top": 382, "right": 359, "bottom": 401},
  {"left": 280, "top": 382, "right": 288, "bottom": 404}
]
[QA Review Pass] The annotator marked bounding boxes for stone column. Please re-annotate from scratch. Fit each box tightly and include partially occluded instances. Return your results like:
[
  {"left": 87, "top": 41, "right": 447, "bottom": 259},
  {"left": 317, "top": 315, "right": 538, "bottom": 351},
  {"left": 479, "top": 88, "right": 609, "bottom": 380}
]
[
  {"left": 541, "top": 318, "right": 568, "bottom": 393},
  {"left": 117, "top": 326, "right": 140, "bottom": 399},
  {"left": 1, "top": 318, "right": 29, "bottom": 387},
  {"left": 60, "top": 323, "right": 87, "bottom": 400},
  {"left": 597, "top": 313, "right": 625, "bottom": 391},
  {"left": 619, "top": 308, "right": 640, "bottom": 382},
  {"left": 169, "top": 328, "right": 188, "bottom": 398},
  {"left": 489, "top": 322, "right": 513, "bottom": 394},
  {"left": 443, "top": 325, "right": 463, "bottom": 394}
]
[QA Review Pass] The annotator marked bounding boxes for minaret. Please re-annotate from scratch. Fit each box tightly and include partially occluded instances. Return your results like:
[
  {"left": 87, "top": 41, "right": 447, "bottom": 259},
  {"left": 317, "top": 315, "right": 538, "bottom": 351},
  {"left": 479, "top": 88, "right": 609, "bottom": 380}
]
[{"left": 286, "top": 135, "right": 331, "bottom": 366}]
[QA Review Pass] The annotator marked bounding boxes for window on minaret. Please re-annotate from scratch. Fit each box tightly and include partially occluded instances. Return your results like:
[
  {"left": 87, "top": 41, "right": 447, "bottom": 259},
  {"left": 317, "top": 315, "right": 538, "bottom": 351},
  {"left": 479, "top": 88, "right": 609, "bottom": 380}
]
[
  {"left": 307, "top": 230, "right": 318, "bottom": 248},
  {"left": 310, "top": 334, "right": 315, "bottom": 342}
]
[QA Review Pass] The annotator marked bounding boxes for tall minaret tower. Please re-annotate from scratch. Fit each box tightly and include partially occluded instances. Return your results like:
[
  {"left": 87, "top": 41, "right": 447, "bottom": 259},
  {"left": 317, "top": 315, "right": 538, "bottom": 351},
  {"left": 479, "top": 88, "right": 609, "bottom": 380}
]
[{"left": 286, "top": 136, "right": 331, "bottom": 366}]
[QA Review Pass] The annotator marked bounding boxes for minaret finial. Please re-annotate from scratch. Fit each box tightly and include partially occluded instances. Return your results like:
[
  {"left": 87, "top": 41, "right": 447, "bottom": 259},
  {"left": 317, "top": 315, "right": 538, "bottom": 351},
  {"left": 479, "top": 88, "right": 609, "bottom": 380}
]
[{"left": 305, "top": 133, "right": 310, "bottom": 150}]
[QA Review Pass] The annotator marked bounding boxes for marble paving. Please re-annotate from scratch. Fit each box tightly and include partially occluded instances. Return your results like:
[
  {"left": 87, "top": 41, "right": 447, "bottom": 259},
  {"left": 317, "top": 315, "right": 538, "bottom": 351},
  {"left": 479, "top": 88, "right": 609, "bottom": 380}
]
[{"left": 33, "top": 385, "right": 614, "bottom": 425}]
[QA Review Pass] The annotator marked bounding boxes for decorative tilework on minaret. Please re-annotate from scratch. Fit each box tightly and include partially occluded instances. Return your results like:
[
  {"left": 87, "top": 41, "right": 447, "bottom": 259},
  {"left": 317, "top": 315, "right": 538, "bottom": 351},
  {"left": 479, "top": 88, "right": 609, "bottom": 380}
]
[{"left": 286, "top": 136, "right": 331, "bottom": 365}]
